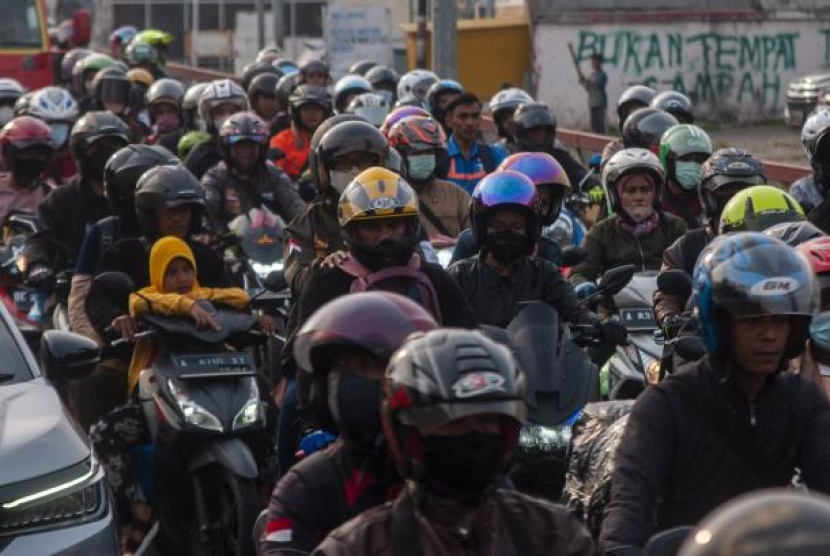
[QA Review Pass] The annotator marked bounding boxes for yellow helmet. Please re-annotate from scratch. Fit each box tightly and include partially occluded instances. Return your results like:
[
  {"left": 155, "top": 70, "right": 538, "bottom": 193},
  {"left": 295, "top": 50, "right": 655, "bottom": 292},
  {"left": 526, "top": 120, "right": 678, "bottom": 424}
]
[
  {"left": 127, "top": 68, "right": 154, "bottom": 87},
  {"left": 338, "top": 167, "right": 419, "bottom": 228},
  {"left": 719, "top": 184, "right": 805, "bottom": 234}
]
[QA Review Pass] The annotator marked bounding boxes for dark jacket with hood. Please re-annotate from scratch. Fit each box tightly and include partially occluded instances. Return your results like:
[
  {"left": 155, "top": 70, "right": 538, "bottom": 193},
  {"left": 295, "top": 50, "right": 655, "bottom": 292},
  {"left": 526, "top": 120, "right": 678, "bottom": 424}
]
[
  {"left": 184, "top": 137, "right": 222, "bottom": 179},
  {"left": 600, "top": 356, "right": 830, "bottom": 550}
]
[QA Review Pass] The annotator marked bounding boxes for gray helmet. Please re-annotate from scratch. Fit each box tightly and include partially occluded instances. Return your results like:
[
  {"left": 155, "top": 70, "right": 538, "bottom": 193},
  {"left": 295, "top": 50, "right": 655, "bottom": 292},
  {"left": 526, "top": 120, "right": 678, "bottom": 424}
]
[
  {"left": 198, "top": 79, "right": 249, "bottom": 134},
  {"left": 333, "top": 75, "right": 373, "bottom": 114},
  {"left": 602, "top": 147, "right": 665, "bottom": 213},
  {"left": 182, "top": 82, "right": 210, "bottom": 130},
  {"left": 489, "top": 87, "right": 533, "bottom": 137}
]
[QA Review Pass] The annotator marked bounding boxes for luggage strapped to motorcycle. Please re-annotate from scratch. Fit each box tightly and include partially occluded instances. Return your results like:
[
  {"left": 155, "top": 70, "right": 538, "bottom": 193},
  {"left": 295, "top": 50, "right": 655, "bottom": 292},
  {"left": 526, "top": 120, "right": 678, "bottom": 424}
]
[{"left": 290, "top": 448, "right": 351, "bottom": 536}]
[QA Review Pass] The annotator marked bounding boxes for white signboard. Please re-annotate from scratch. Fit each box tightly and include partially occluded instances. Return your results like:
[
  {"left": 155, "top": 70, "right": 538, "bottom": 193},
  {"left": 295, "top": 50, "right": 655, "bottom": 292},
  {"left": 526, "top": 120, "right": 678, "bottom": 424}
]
[{"left": 324, "top": 4, "right": 392, "bottom": 78}]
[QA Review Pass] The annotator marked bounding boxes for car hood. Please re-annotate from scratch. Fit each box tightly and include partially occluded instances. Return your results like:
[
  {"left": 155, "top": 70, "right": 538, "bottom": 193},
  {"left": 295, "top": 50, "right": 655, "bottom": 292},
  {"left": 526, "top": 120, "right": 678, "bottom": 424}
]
[{"left": 0, "top": 379, "right": 89, "bottom": 486}]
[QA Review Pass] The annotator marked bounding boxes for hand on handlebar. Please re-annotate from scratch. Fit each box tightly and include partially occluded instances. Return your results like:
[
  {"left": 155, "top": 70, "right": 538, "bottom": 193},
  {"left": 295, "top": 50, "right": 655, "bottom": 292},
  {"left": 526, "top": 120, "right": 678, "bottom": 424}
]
[
  {"left": 322, "top": 250, "right": 348, "bottom": 269},
  {"left": 110, "top": 314, "right": 137, "bottom": 341},
  {"left": 190, "top": 304, "right": 220, "bottom": 330},
  {"left": 599, "top": 318, "right": 629, "bottom": 347},
  {"left": 27, "top": 264, "right": 54, "bottom": 288},
  {"left": 258, "top": 314, "right": 277, "bottom": 336}
]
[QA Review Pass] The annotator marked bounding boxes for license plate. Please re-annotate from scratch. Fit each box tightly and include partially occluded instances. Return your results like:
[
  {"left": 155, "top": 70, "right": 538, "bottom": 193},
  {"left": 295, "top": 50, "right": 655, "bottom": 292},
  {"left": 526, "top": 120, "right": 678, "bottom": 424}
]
[
  {"left": 172, "top": 352, "right": 256, "bottom": 378},
  {"left": 619, "top": 308, "right": 657, "bottom": 331}
]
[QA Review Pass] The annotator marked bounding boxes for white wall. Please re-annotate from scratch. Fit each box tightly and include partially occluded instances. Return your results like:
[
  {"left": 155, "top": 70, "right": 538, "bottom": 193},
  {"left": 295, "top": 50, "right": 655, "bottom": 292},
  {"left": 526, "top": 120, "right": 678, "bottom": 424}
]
[{"left": 533, "top": 19, "right": 830, "bottom": 129}]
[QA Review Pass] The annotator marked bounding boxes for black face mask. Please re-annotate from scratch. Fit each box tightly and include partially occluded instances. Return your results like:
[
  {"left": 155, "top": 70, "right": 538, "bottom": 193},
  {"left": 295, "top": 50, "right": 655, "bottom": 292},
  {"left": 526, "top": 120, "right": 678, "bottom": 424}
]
[
  {"left": 82, "top": 149, "right": 116, "bottom": 182},
  {"left": 422, "top": 432, "right": 504, "bottom": 503},
  {"left": 484, "top": 231, "right": 528, "bottom": 265},
  {"left": 330, "top": 370, "right": 383, "bottom": 449},
  {"left": 12, "top": 157, "right": 48, "bottom": 185},
  {"left": 351, "top": 238, "right": 415, "bottom": 272}
]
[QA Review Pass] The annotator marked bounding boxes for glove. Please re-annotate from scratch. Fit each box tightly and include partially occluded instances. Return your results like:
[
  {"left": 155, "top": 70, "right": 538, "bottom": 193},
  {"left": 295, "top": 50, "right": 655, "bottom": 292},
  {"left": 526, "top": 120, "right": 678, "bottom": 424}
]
[
  {"left": 575, "top": 282, "right": 597, "bottom": 300},
  {"left": 588, "top": 185, "right": 605, "bottom": 205},
  {"left": 296, "top": 430, "right": 338, "bottom": 459},
  {"left": 662, "top": 314, "right": 685, "bottom": 339},
  {"left": 27, "top": 264, "right": 54, "bottom": 288},
  {"left": 599, "top": 318, "right": 629, "bottom": 346}
]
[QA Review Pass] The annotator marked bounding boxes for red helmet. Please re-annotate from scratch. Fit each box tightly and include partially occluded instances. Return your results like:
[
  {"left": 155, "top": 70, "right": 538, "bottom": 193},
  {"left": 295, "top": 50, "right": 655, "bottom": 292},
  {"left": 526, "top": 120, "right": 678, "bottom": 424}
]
[
  {"left": 0, "top": 116, "right": 54, "bottom": 168},
  {"left": 798, "top": 236, "right": 830, "bottom": 288},
  {"left": 380, "top": 106, "right": 430, "bottom": 137},
  {"left": 387, "top": 115, "right": 446, "bottom": 155}
]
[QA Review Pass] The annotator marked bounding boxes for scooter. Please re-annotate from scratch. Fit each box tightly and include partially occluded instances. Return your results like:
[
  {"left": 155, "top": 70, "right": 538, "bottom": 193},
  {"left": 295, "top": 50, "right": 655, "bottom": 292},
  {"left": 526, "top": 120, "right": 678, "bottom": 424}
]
[{"left": 656, "top": 269, "right": 707, "bottom": 380}]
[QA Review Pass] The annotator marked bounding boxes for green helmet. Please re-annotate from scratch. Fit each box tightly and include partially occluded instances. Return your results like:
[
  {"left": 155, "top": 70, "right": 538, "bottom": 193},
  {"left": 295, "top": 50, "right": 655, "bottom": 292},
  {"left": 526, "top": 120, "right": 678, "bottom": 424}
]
[
  {"left": 177, "top": 130, "right": 210, "bottom": 160},
  {"left": 73, "top": 53, "right": 119, "bottom": 79},
  {"left": 134, "top": 29, "right": 174, "bottom": 47},
  {"left": 659, "top": 124, "right": 713, "bottom": 191}
]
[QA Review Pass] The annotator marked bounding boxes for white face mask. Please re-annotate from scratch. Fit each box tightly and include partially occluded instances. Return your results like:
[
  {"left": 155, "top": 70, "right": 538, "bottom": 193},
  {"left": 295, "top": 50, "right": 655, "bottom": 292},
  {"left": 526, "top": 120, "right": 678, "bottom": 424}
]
[
  {"left": 330, "top": 167, "right": 361, "bottom": 194},
  {"left": 406, "top": 153, "right": 437, "bottom": 182},
  {"left": 0, "top": 106, "right": 14, "bottom": 127}
]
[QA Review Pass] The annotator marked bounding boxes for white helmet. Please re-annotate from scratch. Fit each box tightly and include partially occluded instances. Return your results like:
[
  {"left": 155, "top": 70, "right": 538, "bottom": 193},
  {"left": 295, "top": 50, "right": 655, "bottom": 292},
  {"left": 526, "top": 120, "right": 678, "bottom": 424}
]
[
  {"left": 0, "top": 78, "right": 25, "bottom": 104},
  {"left": 333, "top": 75, "right": 373, "bottom": 114},
  {"left": 801, "top": 109, "right": 830, "bottom": 168},
  {"left": 602, "top": 147, "right": 665, "bottom": 214},
  {"left": 489, "top": 87, "right": 533, "bottom": 117},
  {"left": 396, "top": 70, "right": 438, "bottom": 103},
  {"left": 346, "top": 92, "right": 391, "bottom": 127},
  {"left": 198, "top": 79, "right": 250, "bottom": 134},
  {"left": 27, "top": 87, "right": 79, "bottom": 149}
]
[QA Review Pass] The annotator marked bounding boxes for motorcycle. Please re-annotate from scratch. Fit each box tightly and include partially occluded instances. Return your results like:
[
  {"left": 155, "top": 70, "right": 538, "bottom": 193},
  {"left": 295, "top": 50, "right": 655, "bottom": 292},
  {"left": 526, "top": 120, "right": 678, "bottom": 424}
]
[
  {"left": 99, "top": 272, "right": 268, "bottom": 556},
  {"left": 656, "top": 269, "right": 707, "bottom": 380},
  {"left": 0, "top": 212, "right": 46, "bottom": 347}
]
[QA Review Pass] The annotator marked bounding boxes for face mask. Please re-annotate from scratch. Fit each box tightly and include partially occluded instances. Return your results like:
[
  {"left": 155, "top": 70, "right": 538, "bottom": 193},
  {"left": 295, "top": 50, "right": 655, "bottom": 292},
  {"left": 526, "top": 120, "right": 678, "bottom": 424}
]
[
  {"left": 674, "top": 161, "right": 702, "bottom": 191},
  {"left": 0, "top": 106, "right": 14, "bottom": 127},
  {"left": 810, "top": 311, "right": 830, "bottom": 352},
  {"left": 49, "top": 123, "right": 70, "bottom": 149},
  {"left": 484, "top": 230, "right": 527, "bottom": 265},
  {"left": 330, "top": 370, "right": 382, "bottom": 448},
  {"left": 422, "top": 432, "right": 504, "bottom": 503},
  {"left": 406, "top": 154, "right": 436, "bottom": 183},
  {"left": 12, "top": 157, "right": 48, "bottom": 184},
  {"left": 329, "top": 167, "right": 360, "bottom": 194},
  {"left": 155, "top": 113, "right": 181, "bottom": 134}
]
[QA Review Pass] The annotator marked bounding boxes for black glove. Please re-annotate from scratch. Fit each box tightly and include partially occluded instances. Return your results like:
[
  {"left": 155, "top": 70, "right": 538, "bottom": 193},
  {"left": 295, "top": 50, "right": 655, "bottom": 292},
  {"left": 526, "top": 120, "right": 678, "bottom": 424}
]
[
  {"left": 27, "top": 264, "right": 54, "bottom": 289},
  {"left": 599, "top": 318, "right": 628, "bottom": 346}
]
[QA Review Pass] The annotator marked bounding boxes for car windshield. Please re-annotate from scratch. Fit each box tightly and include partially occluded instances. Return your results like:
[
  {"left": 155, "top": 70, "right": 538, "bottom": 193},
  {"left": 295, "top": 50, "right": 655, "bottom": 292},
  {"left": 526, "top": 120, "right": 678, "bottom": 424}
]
[
  {"left": 0, "top": 0, "right": 44, "bottom": 49},
  {"left": 0, "top": 315, "right": 35, "bottom": 385}
]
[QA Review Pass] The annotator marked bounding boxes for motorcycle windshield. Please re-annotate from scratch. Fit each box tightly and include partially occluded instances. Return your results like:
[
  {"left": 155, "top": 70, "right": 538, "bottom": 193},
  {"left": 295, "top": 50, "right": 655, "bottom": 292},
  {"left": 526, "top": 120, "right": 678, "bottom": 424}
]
[
  {"left": 507, "top": 302, "right": 592, "bottom": 427},
  {"left": 143, "top": 304, "right": 257, "bottom": 344},
  {"left": 613, "top": 271, "right": 658, "bottom": 308},
  {"left": 229, "top": 208, "right": 285, "bottom": 264}
]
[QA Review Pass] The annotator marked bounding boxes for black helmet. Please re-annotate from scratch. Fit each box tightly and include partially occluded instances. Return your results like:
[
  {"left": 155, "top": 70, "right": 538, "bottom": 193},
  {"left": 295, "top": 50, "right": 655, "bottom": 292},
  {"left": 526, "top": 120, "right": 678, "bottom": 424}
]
[
  {"left": 313, "top": 120, "right": 387, "bottom": 193},
  {"left": 218, "top": 111, "right": 270, "bottom": 167},
  {"left": 651, "top": 90, "right": 694, "bottom": 124},
  {"left": 240, "top": 60, "right": 280, "bottom": 92},
  {"left": 299, "top": 58, "right": 329, "bottom": 82},
  {"left": 91, "top": 66, "right": 131, "bottom": 112},
  {"left": 276, "top": 73, "right": 301, "bottom": 107},
  {"left": 513, "top": 102, "right": 556, "bottom": 152},
  {"left": 247, "top": 72, "right": 280, "bottom": 102},
  {"left": 69, "top": 111, "right": 130, "bottom": 180},
  {"left": 699, "top": 147, "right": 766, "bottom": 221},
  {"left": 348, "top": 60, "right": 378, "bottom": 76},
  {"left": 616, "top": 85, "right": 656, "bottom": 130},
  {"left": 366, "top": 65, "right": 399, "bottom": 106},
  {"left": 288, "top": 84, "right": 332, "bottom": 128},
  {"left": 146, "top": 78, "right": 185, "bottom": 122},
  {"left": 622, "top": 108, "right": 678, "bottom": 149},
  {"left": 134, "top": 164, "right": 205, "bottom": 240},
  {"left": 294, "top": 291, "right": 437, "bottom": 442},
  {"left": 763, "top": 220, "right": 825, "bottom": 247},
  {"left": 383, "top": 329, "right": 526, "bottom": 501},
  {"left": 104, "top": 144, "right": 178, "bottom": 228},
  {"left": 308, "top": 114, "right": 369, "bottom": 192},
  {"left": 678, "top": 489, "right": 830, "bottom": 556}
]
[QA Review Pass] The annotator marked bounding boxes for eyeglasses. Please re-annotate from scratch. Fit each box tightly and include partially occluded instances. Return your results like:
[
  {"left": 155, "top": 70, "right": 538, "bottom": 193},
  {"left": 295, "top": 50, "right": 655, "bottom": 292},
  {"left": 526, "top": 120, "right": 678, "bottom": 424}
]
[{"left": 487, "top": 222, "right": 526, "bottom": 234}]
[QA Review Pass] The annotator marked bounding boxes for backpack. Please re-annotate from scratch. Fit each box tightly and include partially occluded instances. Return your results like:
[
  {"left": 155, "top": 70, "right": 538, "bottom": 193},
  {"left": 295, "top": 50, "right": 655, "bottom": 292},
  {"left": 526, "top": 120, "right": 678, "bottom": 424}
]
[{"left": 477, "top": 142, "right": 497, "bottom": 174}]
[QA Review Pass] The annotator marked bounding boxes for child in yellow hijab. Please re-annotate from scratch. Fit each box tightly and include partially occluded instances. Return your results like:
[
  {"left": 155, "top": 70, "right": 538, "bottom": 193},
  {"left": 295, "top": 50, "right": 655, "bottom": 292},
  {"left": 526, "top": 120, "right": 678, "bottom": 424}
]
[{"left": 125, "top": 236, "right": 249, "bottom": 393}]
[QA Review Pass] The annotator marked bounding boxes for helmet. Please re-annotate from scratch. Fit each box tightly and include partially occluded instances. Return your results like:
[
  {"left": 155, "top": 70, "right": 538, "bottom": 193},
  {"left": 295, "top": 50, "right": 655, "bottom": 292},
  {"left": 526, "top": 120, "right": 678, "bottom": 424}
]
[
  {"left": 91, "top": 66, "right": 131, "bottom": 111},
  {"left": 247, "top": 72, "right": 280, "bottom": 102},
  {"left": 380, "top": 106, "right": 431, "bottom": 137},
  {"left": 60, "top": 48, "right": 92, "bottom": 88},
  {"left": 513, "top": 102, "right": 556, "bottom": 152},
  {"left": 382, "top": 329, "right": 526, "bottom": 492},
  {"left": 0, "top": 116, "right": 54, "bottom": 170},
  {"left": 602, "top": 148, "right": 665, "bottom": 213},
  {"left": 240, "top": 60, "right": 280, "bottom": 92},
  {"left": 13, "top": 93, "right": 35, "bottom": 118},
  {"left": 294, "top": 291, "right": 437, "bottom": 434},
  {"left": 182, "top": 82, "right": 210, "bottom": 130},
  {"left": 699, "top": 147, "right": 766, "bottom": 221},
  {"left": 764, "top": 220, "right": 824, "bottom": 247},
  {"left": 256, "top": 45, "right": 283, "bottom": 63},
  {"left": 650, "top": 90, "right": 694, "bottom": 123},
  {"left": 123, "top": 40, "right": 160, "bottom": 68},
  {"left": 69, "top": 111, "right": 130, "bottom": 159},
  {"left": 146, "top": 78, "right": 184, "bottom": 120},
  {"left": 802, "top": 109, "right": 830, "bottom": 189},
  {"left": 110, "top": 26, "right": 138, "bottom": 54},
  {"left": 276, "top": 73, "right": 301, "bottom": 106},
  {"left": 218, "top": 111, "right": 270, "bottom": 166},
  {"left": 489, "top": 87, "right": 533, "bottom": 138},
  {"left": 104, "top": 144, "right": 178, "bottom": 227},
  {"left": 198, "top": 79, "right": 250, "bottom": 134},
  {"left": 346, "top": 92, "right": 391, "bottom": 128},
  {"left": 73, "top": 53, "right": 120, "bottom": 95},
  {"left": 798, "top": 236, "right": 830, "bottom": 290},
  {"left": 498, "top": 152, "right": 571, "bottom": 225},
  {"left": 719, "top": 185, "right": 805, "bottom": 234},
  {"left": 397, "top": 70, "right": 439, "bottom": 104},
  {"left": 27, "top": 87, "right": 78, "bottom": 149},
  {"left": 333, "top": 75, "right": 373, "bottom": 114},
  {"left": 426, "top": 79, "right": 463, "bottom": 113},
  {"left": 288, "top": 84, "right": 332, "bottom": 128},
  {"left": 387, "top": 115, "right": 446, "bottom": 155},
  {"left": 132, "top": 29, "right": 173, "bottom": 66},
  {"left": 366, "top": 65, "right": 399, "bottom": 89},
  {"left": 134, "top": 164, "right": 205, "bottom": 239},
  {"left": 273, "top": 58, "right": 299, "bottom": 76},
  {"left": 299, "top": 59, "right": 329, "bottom": 81},
  {"left": 313, "top": 120, "right": 389, "bottom": 191},
  {"left": 678, "top": 489, "right": 830, "bottom": 556},
  {"left": 471, "top": 170, "right": 542, "bottom": 257},
  {"left": 0, "top": 79, "right": 25, "bottom": 106},
  {"left": 348, "top": 60, "right": 378, "bottom": 76},
  {"left": 622, "top": 108, "right": 679, "bottom": 150},
  {"left": 308, "top": 114, "right": 370, "bottom": 190},
  {"left": 693, "top": 233, "right": 817, "bottom": 358},
  {"left": 126, "top": 68, "right": 154, "bottom": 89},
  {"left": 616, "top": 85, "right": 656, "bottom": 129},
  {"left": 178, "top": 130, "right": 210, "bottom": 160},
  {"left": 658, "top": 124, "right": 713, "bottom": 188}
]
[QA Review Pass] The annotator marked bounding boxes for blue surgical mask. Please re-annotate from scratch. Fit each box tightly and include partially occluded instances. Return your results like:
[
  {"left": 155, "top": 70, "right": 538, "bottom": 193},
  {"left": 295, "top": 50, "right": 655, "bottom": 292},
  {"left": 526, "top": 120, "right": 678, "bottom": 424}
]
[
  {"left": 49, "top": 123, "right": 70, "bottom": 149},
  {"left": 674, "top": 161, "right": 702, "bottom": 191},
  {"left": 407, "top": 154, "right": 436, "bottom": 182},
  {"left": 810, "top": 311, "right": 830, "bottom": 351}
]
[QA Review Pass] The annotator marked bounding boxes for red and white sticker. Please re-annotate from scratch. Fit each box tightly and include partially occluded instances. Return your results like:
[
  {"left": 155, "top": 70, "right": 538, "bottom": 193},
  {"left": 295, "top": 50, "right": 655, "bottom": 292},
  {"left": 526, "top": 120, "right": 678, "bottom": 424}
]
[
  {"left": 452, "top": 371, "right": 506, "bottom": 398},
  {"left": 265, "top": 517, "right": 294, "bottom": 543}
]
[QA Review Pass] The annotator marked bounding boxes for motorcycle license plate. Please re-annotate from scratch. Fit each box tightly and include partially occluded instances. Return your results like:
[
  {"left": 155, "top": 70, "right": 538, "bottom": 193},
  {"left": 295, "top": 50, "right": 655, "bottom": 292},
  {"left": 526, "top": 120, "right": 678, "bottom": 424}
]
[
  {"left": 172, "top": 352, "right": 256, "bottom": 379},
  {"left": 619, "top": 308, "right": 657, "bottom": 331}
]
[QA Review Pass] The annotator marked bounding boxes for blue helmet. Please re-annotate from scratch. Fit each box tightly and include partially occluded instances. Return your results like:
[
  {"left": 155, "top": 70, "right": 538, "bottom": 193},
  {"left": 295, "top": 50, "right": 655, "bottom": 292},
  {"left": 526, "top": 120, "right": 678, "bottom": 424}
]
[
  {"left": 693, "top": 232, "right": 818, "bottom": 358},
  {"left": 427, "top": 79, "right": 463, "bottom": 113}
]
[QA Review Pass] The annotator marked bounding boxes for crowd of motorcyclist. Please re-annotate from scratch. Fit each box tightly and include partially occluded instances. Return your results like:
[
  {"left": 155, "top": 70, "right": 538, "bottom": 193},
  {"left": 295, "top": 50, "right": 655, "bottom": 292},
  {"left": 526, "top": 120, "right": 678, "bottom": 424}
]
[{"left": 4, "top": 21, "right": 830, "bottom": 556}]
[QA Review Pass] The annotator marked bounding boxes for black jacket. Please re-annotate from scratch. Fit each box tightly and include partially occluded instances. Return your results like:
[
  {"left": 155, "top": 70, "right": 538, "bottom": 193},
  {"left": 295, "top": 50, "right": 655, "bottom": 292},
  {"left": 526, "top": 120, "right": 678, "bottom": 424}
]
[
  {"left": 652, "top": 226, "right": 713, "bottom": 325},
  {"left": 262, "top": 441, "right": 400, "bottom": 556},
  {"left": 23, "top": 174, "right": 111, "bottom": 271},
  {"left": 447, "top": 255, "right": 589, "bottom": 328},
  {"left": 600, "top": 356, "right": 830, "bottom": 549},
  {"left": 202, "top": 160, "right": 306, "bottom": 234},
  {"left": 184, "top": 137, "right": 222, "bottom": 179},
  {"left": 551, "top": 146, "right": 600, "bottom": 191},
  {"left": 284, "top": 200, "right": 343, "bottom": 295}
]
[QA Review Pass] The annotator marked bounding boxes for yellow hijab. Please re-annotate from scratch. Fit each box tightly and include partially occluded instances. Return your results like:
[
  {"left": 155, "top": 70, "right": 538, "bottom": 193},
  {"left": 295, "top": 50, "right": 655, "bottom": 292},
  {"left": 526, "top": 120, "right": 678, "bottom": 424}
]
[{"left": 144, "top": 236, "right": 200, "bottom": 294}]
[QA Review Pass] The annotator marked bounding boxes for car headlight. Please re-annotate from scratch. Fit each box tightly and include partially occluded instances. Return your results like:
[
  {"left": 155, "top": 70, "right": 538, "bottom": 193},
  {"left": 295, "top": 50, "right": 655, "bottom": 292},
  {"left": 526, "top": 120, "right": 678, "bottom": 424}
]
[
  {"left": 518, "top": 423, "right": 573, "bottom": 458},
  {"left": 232, "top": 377, "right": 263, "bottom": 430},
  {"left": 0, "top": 456, "right": 106, "bottom": 536},
  {"left": 168, "top": 379, "right": 224, "bottom": 432},
  {"left": 251, "top": 261, "right": 284, "bottom": 278}
]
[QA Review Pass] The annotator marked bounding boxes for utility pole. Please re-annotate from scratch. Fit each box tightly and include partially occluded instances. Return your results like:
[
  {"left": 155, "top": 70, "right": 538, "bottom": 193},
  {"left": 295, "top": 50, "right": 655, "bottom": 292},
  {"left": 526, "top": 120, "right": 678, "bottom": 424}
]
[
  {"left": 415, "top": 0, "right": 428, "bottom": 68},
  {"left": 272, "top": 0, "right": 284, "bottom": 49},
  {"left": 432, "top": 0, "right": 457, "bottom": 78},
  {"left": 256, "top": 0, "right": 266, "bottom": 50},
  {"left": 191, "top": 0, "right": 199, "bottom": 67}
]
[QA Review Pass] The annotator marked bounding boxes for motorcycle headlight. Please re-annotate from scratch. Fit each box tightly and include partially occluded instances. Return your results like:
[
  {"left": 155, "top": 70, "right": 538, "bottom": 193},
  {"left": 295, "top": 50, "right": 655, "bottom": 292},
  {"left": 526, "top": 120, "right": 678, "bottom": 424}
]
[
  {"left": 0, "top": 456, "right": 106, "bottom": 536},
  {"left": 518, "top": 423, "right": 573, "bottom": 457},
  {"left": 232, "top": 377, "right": 263, "bottom": 430},
  {"left": 168, "top": 379, "right": 224, "bottom": 432},
  {"left": 251, "top": 261, "right": 284, "bottom": 278}
]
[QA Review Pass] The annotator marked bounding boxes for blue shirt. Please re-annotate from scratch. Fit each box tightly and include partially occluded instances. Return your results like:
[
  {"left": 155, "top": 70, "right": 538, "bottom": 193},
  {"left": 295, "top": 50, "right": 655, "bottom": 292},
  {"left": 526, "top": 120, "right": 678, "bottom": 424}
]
[{"left": 446, "top": 135, "right": 506, "bottom": 196}]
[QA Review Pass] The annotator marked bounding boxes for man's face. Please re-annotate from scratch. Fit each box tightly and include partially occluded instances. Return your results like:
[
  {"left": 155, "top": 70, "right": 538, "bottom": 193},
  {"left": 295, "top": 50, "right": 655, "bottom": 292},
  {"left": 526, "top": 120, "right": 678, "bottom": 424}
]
[
  {"left": 303, "top": 71, "right": 328, "bottom": 87},
  {"left": 231, "top": 141, "right": 260, "bottom": 174},
  {"left": 487, "top": 208, "right": 527, "bottom": 237},
  {"left": 157, "top": 205, "right": 193, "bottom": 238},
  {"left": 351, "top": 219, "right": 408, "bottom": 246},
  {"left": 619, "top": 175, "right": 656, "bottom": 223},
  {"left": 255, "top": 93, "right": 279, "bottom": 120},
  {"left": 300, "top": 104, "right": 325, "bottom": 130},
  {"left": 727, "top": 315, "right": 791, "bottom": 375},
  {"left": 496, "top": 111, "right": 517, "bottom": 138},
  {"left": 449, "top": 102, "right": 481, "bottom": 142}
]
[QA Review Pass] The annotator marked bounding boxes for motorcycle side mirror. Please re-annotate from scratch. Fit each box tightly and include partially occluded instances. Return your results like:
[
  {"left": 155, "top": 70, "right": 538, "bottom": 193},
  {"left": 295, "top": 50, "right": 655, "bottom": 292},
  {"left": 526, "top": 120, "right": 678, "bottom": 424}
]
[
  {"left": 5, "top": 212, "right": 41, "bottom": 235},
  {"left": 40, "top": 330, "right": 100, "bottom": 382},
  {"left": 263, "top": 270, "right": 288, "bottom": 292},
  {"left": 642, "top": 526, "right": 693, "bottom": 556},
  {"left": 93, "top": 271, "right": 136, "bottom": 307},
  {"left": 657, "top": 269, "right": 693, "bottom": 299},
  {"left": 561, "top": 245, "right": 587, "bottom": 268},
  {"left": 598, "top": 264, "right": 636, "bottom": 297}
]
